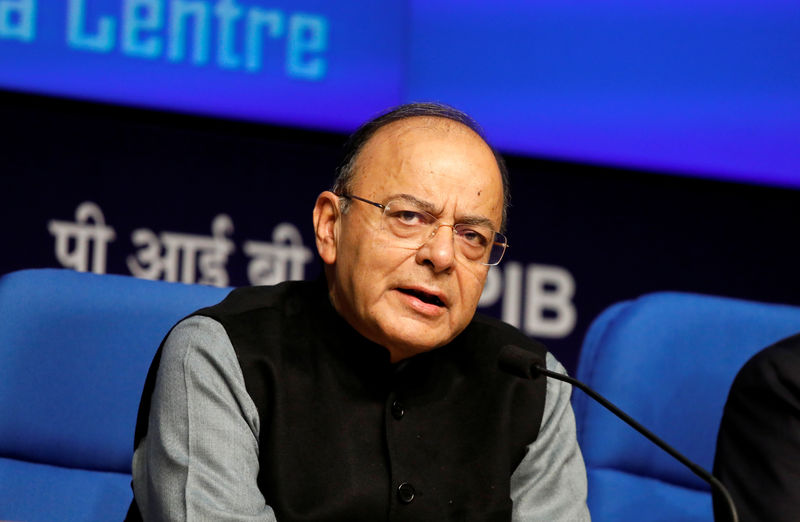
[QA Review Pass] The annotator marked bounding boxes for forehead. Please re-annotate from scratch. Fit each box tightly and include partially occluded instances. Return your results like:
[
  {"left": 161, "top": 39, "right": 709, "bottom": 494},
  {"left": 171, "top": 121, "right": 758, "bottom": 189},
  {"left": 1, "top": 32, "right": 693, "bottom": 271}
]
[
  {"left": 358, "top": 115, "right": 487, "bottom": 160},
  {"left": 351, "top": 117, "right": 503, "bottom": 221}
]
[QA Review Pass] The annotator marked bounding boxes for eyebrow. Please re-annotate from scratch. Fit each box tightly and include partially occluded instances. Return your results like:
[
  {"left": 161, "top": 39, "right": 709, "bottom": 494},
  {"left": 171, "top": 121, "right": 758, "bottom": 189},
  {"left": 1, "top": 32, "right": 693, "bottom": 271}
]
[{"left": 388, "top": 193, "right": 498, "bottom": 231}]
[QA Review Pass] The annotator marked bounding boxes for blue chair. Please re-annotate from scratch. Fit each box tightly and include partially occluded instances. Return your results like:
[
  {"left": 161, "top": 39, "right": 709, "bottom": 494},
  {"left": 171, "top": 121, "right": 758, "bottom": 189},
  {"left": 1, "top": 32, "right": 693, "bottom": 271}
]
[
  {"left": 573, "top": 291, "right": 800, "bottom": 522},
  {"left": 0, "top": 268, "right": 231, "bottom": 521}
]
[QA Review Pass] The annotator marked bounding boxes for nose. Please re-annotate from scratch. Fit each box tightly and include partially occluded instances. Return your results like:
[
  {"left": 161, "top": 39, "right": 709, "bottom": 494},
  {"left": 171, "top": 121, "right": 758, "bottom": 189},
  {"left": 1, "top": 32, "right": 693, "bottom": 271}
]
[{"left": 416, "top": 224, "right": 456, "bottom": 273}]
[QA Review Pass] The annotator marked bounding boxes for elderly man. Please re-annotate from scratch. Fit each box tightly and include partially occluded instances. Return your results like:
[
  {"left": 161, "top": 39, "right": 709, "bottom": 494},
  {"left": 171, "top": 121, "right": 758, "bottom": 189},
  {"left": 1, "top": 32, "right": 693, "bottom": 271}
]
[{"left": 127, "top": 103, "right": 589, "bottom": 521}]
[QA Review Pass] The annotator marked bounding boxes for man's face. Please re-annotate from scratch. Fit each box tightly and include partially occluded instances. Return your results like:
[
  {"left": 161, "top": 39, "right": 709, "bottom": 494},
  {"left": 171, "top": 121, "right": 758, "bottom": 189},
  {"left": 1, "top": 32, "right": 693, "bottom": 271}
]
[{"left": 316, "top": 117, "right": 504, "bottom": 361}]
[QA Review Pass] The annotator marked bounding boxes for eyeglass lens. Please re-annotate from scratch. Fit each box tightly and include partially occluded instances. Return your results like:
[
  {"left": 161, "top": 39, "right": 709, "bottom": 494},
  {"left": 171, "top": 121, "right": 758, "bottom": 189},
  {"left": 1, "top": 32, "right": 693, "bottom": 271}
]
[{"left": 381, "top": 199, "right": 506, "bottom": 265}]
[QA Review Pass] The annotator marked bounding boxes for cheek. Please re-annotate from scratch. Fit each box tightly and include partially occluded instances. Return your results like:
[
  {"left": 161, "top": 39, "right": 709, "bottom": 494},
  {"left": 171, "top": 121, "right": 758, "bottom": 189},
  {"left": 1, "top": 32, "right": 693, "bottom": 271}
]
[
  {"left": 348, "top": 249, "right": 392, "bottom": 299},
  {"left": 457, "top": 268, "right": 489, "bottom": 305}
]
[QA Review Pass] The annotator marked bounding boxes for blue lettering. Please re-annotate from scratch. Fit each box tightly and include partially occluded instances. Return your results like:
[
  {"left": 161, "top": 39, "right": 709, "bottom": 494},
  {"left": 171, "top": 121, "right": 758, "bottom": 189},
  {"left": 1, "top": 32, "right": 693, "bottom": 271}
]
[
  {"left": 287, "top": 14, "right": 327, "bottom": 81},
  {"left": 215, "top": 0, "right": 242, "bottom": 69},
  {"left": 245, "top": 8, "right": 283, "bottom": 72},
  {"left": 123, "top": 0, "right": 163, "bottom": 58},
  {"left": 167, "top": 0, "right": 210, "bottom": 64},
  {"left": 0, "top": 0, "right": 36, "bottom": 42},
  {"left": 58, "top": 0, "right": 327, "bottom": 80},
  {"left": 67, "top": 0, "right": 115, "bottom": 52}
]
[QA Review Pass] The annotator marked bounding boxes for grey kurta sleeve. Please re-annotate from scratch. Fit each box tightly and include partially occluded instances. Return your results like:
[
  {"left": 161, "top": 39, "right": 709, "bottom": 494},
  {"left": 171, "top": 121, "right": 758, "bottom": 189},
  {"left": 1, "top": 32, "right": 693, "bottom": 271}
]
[
  {"left": 510, "top": 352, "right": 591, "bottom": 521},
  {"left": 131, "top": 315, "right": 277, "bottom": 521}
]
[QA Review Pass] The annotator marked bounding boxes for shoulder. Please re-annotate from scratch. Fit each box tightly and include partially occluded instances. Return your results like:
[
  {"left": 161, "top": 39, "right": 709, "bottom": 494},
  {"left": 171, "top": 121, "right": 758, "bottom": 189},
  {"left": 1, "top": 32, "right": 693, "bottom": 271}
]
[
  {"left": 734, "top": 332, "right": 800, "bottom": 392},
  {"left": 196, "top": 279, "right": 321, "bottom": 321},
  {"left": 158, "top": 315, "right": 240, "bottom": 382},
  {"left": 719, "top": 332, "right": 800, "bottom": 441}
]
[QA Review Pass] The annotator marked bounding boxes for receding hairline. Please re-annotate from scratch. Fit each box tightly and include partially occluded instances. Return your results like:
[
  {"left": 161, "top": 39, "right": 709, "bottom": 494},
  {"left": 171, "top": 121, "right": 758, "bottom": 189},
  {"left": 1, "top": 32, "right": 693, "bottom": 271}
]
[
  {"left": 344, "top": 117, "right": 505, "bottom": 232},
  {"left": 331, "top": 102, "right": 511, "bottom": 231},
  {"left": 352, "top": 115, "right": 499, "bottom": 173}
]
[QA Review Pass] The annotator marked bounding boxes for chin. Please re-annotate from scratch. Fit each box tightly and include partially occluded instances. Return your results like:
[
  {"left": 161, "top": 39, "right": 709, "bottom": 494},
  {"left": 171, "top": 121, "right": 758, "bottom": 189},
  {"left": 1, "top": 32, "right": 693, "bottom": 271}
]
[{"left": 379, "top": 326, "right": 454, "bottom": 359}]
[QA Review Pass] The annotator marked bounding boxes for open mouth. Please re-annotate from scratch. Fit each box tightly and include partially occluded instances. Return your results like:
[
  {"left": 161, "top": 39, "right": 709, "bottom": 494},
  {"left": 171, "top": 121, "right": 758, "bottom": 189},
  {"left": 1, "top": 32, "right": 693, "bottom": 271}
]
[{"left": 398, "top": 288, "right": 445, "bottom": 307}]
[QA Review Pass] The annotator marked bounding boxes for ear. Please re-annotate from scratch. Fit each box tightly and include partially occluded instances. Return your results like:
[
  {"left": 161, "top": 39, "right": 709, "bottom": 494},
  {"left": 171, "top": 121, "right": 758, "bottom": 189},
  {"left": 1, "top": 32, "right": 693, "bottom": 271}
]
[{"left": 313, "top": 191, "right": 340, "bottom": 265}]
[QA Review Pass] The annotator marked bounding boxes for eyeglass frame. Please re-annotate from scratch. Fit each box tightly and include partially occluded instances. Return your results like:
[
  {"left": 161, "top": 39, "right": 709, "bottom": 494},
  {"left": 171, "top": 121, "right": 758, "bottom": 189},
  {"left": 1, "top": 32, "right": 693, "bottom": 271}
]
[{"left": 337, "top": 193, "right": 509, "bottom": 266}]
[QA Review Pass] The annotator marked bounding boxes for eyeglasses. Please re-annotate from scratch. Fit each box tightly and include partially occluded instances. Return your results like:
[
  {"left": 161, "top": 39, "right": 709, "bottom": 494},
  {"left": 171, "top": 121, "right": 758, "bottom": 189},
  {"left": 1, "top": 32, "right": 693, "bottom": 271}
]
[{"left": 339, "top": 194, "right": 508, "bottom": 266}]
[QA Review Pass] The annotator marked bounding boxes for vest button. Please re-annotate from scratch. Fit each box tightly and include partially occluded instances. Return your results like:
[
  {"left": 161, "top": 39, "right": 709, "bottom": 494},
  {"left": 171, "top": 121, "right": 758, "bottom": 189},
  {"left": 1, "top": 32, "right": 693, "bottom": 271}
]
[
  {"left": 391, "top": 400, "right": 405, "bottom": 420},
  {"left": 397, "top": 482, "right": 415, "bottom": 504}
]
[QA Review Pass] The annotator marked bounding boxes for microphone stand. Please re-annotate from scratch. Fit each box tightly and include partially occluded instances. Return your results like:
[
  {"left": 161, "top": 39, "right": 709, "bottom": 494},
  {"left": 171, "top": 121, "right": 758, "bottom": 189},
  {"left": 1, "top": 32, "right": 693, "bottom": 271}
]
[{"left": 532, "top": 363, "right": 739, "bottom": 522}]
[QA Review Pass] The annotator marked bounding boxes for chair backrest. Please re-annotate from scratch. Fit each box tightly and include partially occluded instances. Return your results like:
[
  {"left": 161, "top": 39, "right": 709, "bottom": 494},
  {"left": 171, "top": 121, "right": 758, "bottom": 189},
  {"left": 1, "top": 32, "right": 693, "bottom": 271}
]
[
  {"left": 0, "top": 268, "right": 231, "bottom": 521},
  {"left": 573, "top": 291, "right": 800, "bottom": 522}
]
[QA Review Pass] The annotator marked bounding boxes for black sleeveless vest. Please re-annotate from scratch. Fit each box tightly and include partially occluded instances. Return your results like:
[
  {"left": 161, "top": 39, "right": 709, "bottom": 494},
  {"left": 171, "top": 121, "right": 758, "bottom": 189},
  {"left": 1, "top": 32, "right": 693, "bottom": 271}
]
[{"left": 128, "top": 279, "right": 547, "bottom": 521}]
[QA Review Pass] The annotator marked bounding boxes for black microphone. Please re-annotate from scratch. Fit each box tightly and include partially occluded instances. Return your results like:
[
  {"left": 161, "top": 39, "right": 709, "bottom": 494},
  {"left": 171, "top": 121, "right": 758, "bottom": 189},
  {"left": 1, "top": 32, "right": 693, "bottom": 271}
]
[{"left": 498, "top": 344, "right": 739, "bottom": 522}]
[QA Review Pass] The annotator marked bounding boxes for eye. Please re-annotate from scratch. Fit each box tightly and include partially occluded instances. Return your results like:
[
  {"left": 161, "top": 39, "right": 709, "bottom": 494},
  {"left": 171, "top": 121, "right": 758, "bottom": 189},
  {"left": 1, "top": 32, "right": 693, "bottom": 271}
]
[
  {"left": 386, "top": 206, "right": 433, "bottom": 227},
  {"left": 397, "top": 210, "right": 425, "bottom": 224},
  {"left": 456, "top": 227, "right": 490, "bottom": 247}
]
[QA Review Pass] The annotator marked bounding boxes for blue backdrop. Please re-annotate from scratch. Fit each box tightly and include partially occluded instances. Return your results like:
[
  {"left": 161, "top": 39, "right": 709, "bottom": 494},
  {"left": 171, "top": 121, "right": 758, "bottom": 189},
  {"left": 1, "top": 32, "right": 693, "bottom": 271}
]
[
  {"left": 2, "top": 1, "right": 800, "bottom": 371},
  {"left": 1, "top": 0, "right": 798, "bottom": 187}
]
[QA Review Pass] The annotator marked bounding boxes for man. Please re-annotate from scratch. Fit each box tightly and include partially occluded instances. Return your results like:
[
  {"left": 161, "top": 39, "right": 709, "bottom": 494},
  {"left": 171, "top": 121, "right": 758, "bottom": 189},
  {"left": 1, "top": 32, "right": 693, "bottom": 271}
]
[
  {"left": 127, "top": 103, "right": 589, "bottom": 521},
  {"left": 713, "top": 333, "right": 800, "bottom": 522}
]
